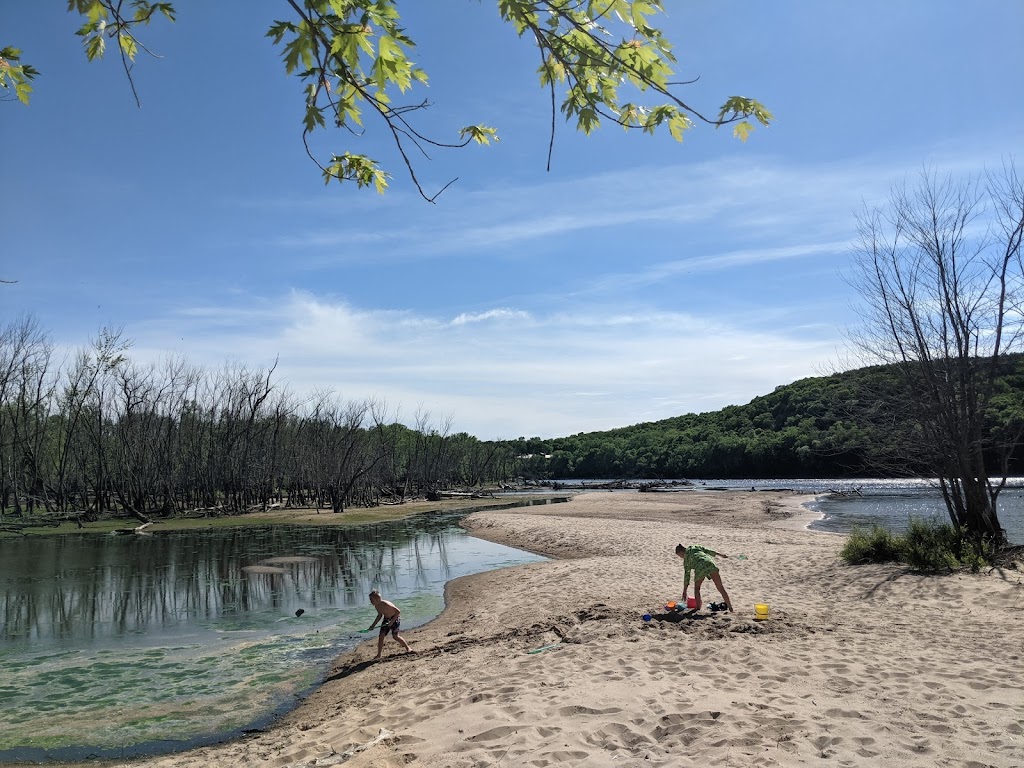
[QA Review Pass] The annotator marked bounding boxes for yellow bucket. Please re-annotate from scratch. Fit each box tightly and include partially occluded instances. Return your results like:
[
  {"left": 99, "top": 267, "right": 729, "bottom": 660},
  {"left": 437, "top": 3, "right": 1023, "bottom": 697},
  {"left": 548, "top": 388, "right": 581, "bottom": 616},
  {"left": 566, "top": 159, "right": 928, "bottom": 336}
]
[{"left": 754, "top": 603, "right": 770, "bottom": 621}]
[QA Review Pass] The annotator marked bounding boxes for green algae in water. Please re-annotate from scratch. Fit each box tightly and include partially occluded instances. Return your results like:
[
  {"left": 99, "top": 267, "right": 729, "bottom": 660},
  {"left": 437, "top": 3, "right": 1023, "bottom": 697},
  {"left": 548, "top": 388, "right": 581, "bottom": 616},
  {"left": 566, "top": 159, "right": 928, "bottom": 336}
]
[
  {"left": 0, "top": 518, "right": 544, "bottom": 756},
  {"left": 0, "top": 640, "right": 312, "bottom": 750},
  {"left": 0, "top": 594, "right": 445, "bottom": 752}
]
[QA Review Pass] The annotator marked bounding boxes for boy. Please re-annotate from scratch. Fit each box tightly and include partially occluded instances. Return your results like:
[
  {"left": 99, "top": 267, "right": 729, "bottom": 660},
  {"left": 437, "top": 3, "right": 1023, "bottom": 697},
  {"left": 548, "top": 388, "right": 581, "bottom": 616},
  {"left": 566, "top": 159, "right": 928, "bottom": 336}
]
[
  {"left": 675, "top": 543, "right": 734, "bottom": 612},
  {"left": 367, "top": 590, "right": 414, "bottom": 659}
]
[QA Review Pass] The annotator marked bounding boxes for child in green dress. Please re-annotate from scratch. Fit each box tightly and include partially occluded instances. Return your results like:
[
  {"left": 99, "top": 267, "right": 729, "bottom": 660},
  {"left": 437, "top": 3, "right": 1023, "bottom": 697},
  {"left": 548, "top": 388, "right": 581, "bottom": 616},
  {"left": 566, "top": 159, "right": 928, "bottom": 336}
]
[{"left": 675, "top": 543, "right": 734, "bottom": 612}]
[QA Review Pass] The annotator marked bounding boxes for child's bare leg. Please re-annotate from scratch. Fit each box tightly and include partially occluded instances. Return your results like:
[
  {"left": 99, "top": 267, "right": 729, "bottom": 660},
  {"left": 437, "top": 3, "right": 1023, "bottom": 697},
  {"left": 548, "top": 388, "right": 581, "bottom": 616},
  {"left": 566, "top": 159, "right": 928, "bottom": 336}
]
[
  {"left": 693, "top": 577, "right": 704, "bottom": 610},
  {"left": 710, "top": 572, "right": 733, "bottom": 612},
  {"left": 375, "top": 634, "right": 385, "bottom": 659},
  {"left": 394, "top": 632, "right": 413, "bottom": 653}
]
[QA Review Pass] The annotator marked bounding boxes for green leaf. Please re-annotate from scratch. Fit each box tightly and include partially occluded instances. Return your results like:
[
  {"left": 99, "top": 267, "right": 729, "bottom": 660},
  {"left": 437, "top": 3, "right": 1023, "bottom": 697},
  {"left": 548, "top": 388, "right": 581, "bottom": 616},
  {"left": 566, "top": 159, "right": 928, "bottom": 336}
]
[
  {"left": 459, "top": 125, "right": 499, "bottom": 145},
  {"left": 323, "top": 152, "right": 391, "bottom": 194},
  {"left": 119, "top": 34, "right": 138, "bottom": 61},
  {"left": 85, "top": 34, "right": 105, "bottom": 61},
  {"left": 15, "top": 80, "right": 32, "bottom": 105},
  {"left": 668, "top": 113, "right": 691, "bottom": 142}
]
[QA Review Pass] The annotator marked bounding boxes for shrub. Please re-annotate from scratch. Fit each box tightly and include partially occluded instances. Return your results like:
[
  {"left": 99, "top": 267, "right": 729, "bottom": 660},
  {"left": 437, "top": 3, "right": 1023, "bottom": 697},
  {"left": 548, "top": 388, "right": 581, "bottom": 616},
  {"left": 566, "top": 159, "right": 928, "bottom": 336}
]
[
  {"left": 957, "top": 535, "right": 998, "bottom": 573},
  {"left": 840, "top": 525, "right": 904, "bottom": 564},
  {"left": 841, "top": 518, "right": 994, "bottom": 571},
  {"left": 901, "top": 519, "right": 961, "bottom": 571}
]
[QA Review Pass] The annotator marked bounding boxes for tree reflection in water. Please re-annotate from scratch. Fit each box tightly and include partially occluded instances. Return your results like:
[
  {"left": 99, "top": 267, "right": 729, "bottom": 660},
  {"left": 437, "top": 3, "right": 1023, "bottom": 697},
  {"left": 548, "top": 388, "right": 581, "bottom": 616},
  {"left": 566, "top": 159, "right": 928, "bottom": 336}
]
[
  {"left": 0, "top": 508, "right": 549, "bottom": 761},
  {"left": 1, "top": 513, "right": 477, "bottom": 644}
]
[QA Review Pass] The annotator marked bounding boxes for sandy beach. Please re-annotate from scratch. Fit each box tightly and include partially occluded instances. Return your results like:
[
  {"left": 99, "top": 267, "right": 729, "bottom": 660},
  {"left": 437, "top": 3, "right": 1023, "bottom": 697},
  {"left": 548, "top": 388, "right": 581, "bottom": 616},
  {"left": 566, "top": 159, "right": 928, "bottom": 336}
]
[{"left": 87, "top": 491, "right": 1023, "bottom": 767}]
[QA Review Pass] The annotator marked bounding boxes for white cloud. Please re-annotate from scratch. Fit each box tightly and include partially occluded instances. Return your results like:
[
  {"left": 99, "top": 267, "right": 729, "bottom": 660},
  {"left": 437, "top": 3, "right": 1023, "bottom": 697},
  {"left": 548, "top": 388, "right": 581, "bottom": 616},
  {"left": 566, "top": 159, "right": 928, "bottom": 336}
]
[
  {"left": 451, "top": 308, "right": 531, "bottom": 326},
  {"left": 128, "top": 291, "right": 840, "bottom": 439},
  {"left": 102, "top": 146, "right": 1020, "bottom": 439}
]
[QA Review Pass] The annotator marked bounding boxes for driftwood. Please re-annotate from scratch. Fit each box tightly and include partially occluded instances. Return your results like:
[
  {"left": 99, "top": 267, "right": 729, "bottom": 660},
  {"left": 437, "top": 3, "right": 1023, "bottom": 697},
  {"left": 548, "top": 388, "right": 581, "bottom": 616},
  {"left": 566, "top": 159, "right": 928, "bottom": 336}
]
[
  {"left": 245, "top": 501, "right": 286, "bottom": 513},
  {"left": 638, "top": 481, "right": 697, "bottom": 493},
  {"left": 828, "top": 487, "right": 863, "bottom": 497},
  {"left": 114, "top": 521, "right": 155, "bottom": 535}
]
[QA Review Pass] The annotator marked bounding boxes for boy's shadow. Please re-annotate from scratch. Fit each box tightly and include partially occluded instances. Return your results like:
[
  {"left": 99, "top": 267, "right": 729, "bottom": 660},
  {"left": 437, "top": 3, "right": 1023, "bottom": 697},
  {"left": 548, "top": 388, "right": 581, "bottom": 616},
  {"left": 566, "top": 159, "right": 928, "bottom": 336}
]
[{"left": 324, "top": 659, "right": 377, "bottom": 682}]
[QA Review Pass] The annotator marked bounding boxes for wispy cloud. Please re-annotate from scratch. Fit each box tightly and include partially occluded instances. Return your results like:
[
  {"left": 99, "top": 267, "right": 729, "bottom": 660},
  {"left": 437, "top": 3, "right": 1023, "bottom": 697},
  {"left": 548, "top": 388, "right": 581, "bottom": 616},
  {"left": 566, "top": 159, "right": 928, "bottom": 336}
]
[
  {"left": 578, "top": 239, "right": 852, "bottom": 296},
  {"left": 255, "top": 154, "right": 912, "bottom": 266},
  {"left": 128, "top": 291, "right": 839, "bottom": 439}
]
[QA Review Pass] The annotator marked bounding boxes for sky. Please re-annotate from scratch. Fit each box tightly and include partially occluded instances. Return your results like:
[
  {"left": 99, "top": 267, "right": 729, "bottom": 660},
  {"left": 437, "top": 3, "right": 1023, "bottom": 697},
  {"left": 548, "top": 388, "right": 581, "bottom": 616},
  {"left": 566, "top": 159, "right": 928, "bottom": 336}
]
[{"left": 3, "top": 1, "right": 1023, "bottom": 440}]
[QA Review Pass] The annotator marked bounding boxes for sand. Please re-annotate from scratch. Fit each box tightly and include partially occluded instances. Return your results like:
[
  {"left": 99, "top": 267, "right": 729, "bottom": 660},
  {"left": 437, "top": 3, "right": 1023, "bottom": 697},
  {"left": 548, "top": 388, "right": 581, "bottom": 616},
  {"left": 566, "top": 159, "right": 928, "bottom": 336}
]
[{"left": 96, "top": 492, "right": 1024, "bottom": 767}]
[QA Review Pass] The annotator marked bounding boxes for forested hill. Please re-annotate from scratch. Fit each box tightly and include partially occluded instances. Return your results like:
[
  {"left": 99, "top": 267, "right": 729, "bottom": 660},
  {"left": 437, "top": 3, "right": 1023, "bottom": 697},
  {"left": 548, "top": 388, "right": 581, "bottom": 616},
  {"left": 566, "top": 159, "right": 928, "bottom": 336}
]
[{"left": 508, "top": 356, "right": 1024, "bottom": 480}]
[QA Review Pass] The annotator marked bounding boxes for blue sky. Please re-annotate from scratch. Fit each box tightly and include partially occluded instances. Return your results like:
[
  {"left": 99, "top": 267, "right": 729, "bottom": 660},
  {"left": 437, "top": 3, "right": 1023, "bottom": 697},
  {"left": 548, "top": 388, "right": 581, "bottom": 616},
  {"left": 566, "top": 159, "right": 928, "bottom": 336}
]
[{"left": 4, "top": 1, "right": 1023, "bottom": 439}]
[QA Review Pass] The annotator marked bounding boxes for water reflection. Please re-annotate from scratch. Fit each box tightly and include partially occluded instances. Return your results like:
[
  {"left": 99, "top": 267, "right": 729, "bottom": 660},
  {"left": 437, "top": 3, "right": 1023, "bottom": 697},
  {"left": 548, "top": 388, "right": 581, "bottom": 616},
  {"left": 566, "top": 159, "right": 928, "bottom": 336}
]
[
  {"left": 1, "top": 514, "right": 484, "bottom": 646},
  {"left": 0, "top": 508, "right": 551, "bottom": 761}
]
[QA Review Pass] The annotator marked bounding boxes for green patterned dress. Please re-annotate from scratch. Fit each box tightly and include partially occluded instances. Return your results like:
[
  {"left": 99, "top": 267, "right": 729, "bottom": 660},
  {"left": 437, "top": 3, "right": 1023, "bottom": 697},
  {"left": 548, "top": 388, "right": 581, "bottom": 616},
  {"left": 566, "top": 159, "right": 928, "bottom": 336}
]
[{"left": 682, "top": 545, "right": 719, "bottom": 592}]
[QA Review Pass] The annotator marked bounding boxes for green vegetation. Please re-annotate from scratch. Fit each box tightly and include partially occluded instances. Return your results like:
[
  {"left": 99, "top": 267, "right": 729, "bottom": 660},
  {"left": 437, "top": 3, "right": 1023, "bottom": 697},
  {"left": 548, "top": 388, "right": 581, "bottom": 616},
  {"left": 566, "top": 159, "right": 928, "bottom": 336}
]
[
  {"left": 509, "top": 355, "right": 1024, "bottom": 481},
  {"left": 4, "top": 312, "right": 1021, "bottom": 534},
  {"left": 4, "top": 1, "right": 771, "bottom": 199},
  {"left": 840, "top": 520, "right": 995, "bottom": 571},
  {"left": 839, "top": 526, "right": 904, "bottom": 565}
]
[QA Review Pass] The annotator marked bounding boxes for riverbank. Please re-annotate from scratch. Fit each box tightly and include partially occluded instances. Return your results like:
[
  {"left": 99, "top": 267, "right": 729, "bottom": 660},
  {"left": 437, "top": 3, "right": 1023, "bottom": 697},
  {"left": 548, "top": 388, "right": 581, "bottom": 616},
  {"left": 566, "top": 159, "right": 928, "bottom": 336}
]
[
  {"left": 0, "top": 495, "right": 561, "bottom": 537},
  {"left": 61, "top": 491, "right": 1024, "bottom": 767}
]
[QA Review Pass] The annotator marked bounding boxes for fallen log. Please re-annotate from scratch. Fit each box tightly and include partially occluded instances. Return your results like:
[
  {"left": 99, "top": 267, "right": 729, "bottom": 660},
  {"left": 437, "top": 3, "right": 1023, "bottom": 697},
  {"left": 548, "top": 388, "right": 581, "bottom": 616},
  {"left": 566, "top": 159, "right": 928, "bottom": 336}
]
[{"left": 114, "top": 521, "right": 155, "bottom": 535}]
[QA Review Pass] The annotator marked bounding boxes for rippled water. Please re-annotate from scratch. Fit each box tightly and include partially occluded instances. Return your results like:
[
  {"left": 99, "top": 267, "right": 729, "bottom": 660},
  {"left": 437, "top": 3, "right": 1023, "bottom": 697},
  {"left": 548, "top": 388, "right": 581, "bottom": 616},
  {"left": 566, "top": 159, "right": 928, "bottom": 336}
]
[{"left": 0, "top": 509, "right": 549, "bottom": 762}]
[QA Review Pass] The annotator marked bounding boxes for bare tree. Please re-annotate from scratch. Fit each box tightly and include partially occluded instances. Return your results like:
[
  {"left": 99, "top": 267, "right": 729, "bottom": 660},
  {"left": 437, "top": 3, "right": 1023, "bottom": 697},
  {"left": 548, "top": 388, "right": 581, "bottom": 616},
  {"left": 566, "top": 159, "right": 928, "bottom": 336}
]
[
  {"left": 0, "top": 316, "right": 55, "bottom": 516},
  {"left": 849, "top": 162, "right": 1024, "bottom": 547}
]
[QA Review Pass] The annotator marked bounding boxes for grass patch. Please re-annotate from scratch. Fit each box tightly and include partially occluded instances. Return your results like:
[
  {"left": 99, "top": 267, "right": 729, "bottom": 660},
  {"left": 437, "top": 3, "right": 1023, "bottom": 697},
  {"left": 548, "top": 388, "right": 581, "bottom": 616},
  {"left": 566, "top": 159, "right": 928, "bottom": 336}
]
[{"left": 841, "top": 519, "right": 994, "bottom": 571}]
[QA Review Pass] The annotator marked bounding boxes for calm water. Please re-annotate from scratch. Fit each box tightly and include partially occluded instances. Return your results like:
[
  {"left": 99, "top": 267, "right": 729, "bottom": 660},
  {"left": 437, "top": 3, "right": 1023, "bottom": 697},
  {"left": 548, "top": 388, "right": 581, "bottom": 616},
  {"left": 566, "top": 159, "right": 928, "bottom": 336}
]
[{"left": 0, "top": 508, "right": 549, "bottom": 762}]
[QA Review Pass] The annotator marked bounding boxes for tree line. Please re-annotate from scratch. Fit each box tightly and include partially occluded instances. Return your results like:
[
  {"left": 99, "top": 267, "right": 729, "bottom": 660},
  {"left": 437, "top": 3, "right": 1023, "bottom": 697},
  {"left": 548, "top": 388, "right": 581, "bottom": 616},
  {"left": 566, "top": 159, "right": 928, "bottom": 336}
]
[
  {"left": 0, "top": 317, "right": 518, "bottom": 523},
  {"left": 508, "top": 356, "right": 1024, "bottom": 482},
  {"left": 6, "top": 312, "right": 1024, "bottom": 535}
]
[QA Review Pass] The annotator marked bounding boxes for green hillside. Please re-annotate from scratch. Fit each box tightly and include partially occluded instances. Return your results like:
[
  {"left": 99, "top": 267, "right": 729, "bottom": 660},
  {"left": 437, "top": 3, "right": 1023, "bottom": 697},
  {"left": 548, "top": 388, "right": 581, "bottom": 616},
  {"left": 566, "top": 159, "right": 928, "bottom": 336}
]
[{"left": 508, "top": 356, "right": 1024, "bottom": 480}]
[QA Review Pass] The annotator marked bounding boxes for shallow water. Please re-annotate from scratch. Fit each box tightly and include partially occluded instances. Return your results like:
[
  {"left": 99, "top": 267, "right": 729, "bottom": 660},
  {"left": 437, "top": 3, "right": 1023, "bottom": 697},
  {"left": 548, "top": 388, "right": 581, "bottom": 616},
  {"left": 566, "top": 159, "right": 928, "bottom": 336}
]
[{"left": 0, "top": 510, "right": 549, "bottom": 762}]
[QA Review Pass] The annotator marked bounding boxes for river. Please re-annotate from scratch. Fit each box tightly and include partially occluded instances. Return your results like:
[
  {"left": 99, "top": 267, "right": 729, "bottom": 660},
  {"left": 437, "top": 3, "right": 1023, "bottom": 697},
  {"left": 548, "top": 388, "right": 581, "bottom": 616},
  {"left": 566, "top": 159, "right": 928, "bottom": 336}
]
[{"left": 0, "top": 506, "right": 551, "bottom": 762}]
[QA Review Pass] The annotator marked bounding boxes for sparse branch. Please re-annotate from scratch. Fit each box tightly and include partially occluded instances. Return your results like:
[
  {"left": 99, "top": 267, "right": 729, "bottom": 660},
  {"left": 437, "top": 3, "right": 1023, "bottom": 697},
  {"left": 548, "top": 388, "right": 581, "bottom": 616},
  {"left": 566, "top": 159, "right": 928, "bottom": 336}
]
[
  {"left": 16, "top": 1, "right": 770, "bottom": 197},
  {"left": 848, "top": 161, "right": 1023, "bottom": 549}
]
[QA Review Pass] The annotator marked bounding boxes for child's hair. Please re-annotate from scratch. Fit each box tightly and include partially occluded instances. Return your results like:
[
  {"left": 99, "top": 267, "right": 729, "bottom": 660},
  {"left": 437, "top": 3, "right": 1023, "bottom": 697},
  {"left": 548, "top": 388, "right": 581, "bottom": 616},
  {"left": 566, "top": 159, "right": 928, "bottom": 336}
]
[
  {"left": 674, "top": 543, "right": 686, "bottom": 555},
  {"left": 369, "top": 589, "right": 380, "bottom": 599}
]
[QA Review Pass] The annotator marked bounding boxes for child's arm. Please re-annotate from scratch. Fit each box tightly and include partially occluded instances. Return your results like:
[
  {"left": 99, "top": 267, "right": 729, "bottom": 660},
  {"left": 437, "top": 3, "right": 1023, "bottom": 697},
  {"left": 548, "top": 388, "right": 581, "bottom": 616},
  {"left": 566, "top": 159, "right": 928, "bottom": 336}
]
[{"left": 368, "top": 610, "right": 382, "bottom": 630}]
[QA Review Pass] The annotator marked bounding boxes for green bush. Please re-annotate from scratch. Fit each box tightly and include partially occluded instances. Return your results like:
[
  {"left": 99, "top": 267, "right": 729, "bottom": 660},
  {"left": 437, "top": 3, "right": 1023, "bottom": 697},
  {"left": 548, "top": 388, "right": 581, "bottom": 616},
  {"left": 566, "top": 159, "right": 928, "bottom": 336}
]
[
  {"left": 840, "top": 519, "right": 993, "bottom": 571},
  {"left": 957, "top": 536, "right": 997, "bottom": 573},
  {"left": 901, "top": 519, "right": 961, "bottom": 571},
  {"left": 840, "top": 525, "right": 904, "bottom": 564}
]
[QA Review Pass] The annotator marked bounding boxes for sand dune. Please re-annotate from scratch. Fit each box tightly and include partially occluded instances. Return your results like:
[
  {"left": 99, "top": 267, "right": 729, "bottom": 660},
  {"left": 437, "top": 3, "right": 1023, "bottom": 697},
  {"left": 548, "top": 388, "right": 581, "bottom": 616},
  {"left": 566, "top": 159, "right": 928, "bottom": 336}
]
[{"left": 97, "top": 491, "right": 1023, "bottom": 767}]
